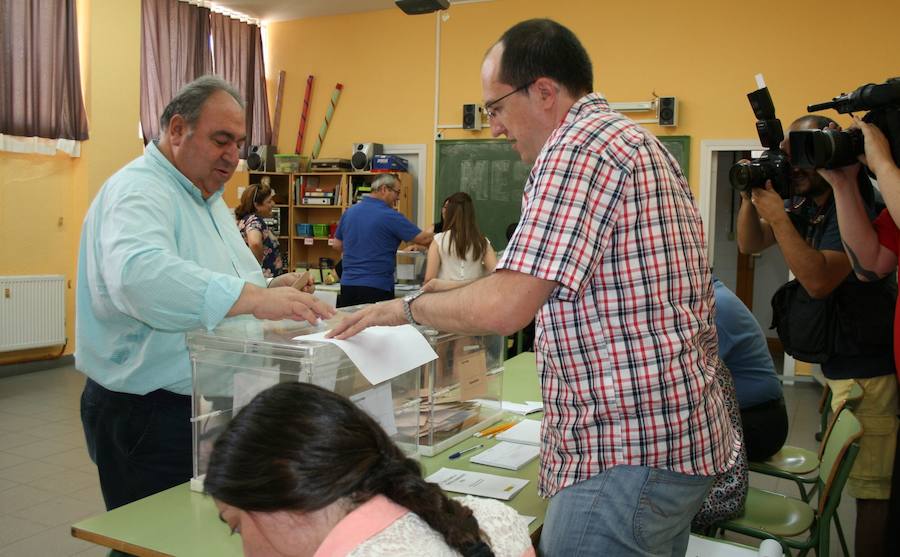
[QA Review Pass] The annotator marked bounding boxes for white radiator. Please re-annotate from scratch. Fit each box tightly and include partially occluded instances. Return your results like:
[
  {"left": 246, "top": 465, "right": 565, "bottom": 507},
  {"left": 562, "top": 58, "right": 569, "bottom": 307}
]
[{"left": 0, "top": 275, "right": 66, "bottom": 352}]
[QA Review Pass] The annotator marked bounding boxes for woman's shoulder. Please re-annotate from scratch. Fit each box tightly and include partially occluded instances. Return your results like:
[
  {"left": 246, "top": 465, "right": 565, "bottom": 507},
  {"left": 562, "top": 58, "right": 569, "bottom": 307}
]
[{"left": 456, "top": 496, "right": 533, "bottom": 557}]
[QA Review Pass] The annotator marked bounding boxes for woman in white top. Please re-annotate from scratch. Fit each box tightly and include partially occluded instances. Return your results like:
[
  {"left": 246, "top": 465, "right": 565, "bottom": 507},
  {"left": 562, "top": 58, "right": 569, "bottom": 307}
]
[
  {"left": 424, "top": 192, "right": 497, "bottom": 292},
  {"left": 205, "top": 382, "right": 534, "bottom": 557}
]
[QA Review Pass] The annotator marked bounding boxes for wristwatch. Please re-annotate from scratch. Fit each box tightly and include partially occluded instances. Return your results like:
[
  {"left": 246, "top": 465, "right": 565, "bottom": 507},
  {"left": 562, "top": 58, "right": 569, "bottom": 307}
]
[{"left": 402, "top": 289, "right": 425, "bottom": 326}]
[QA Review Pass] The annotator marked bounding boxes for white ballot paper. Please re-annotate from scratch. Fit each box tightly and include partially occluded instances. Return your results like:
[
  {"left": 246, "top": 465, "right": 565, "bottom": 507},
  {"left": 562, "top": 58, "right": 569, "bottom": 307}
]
[
  {"left": 494, "top": 419, "right": 541, "bottom": 446},
  {"left": 470, "top": 441, "right": 540, "bottom": 470},
  {"left": 294, "top": 325, "right": 437, "bottom": 385},
  {"left": 425, "top": 467, "right": 529, "bottom": 501},
  {"left": 350, "top": 383, "right": 398, "bottom": 436}
]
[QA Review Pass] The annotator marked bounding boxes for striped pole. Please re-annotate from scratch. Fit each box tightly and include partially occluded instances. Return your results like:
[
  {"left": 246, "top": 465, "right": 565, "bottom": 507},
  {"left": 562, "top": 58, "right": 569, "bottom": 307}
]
[
  {"left": 294, "top": 75, "right": 314, "bottom": 155},
  {"left": 310, "top": 83, "right": 343, "bottom": 160}
]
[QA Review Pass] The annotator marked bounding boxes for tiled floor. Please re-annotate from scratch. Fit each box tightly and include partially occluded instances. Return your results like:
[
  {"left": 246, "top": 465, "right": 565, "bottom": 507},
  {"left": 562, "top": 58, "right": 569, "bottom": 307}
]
[{"left": 0, "top": 365, "right": 856, "bottom": 556}]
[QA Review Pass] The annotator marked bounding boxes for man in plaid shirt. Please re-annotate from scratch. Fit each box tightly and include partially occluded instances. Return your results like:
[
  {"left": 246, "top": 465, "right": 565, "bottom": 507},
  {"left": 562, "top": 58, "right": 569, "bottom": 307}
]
[{"left": 331, "top": 19, "right": 740, "bottom": 555}]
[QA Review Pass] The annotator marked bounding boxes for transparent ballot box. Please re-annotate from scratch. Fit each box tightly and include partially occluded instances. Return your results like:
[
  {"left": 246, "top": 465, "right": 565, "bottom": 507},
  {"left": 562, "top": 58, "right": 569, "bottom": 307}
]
[
  {"left": 187, "top": 317, "right": 420, "bottom": 488},
  {"left": 395, "top": 250, "right": 426, "bottom": 286},
  {"left": 418, "top": 331, "right": 505, "bottom": 456}
]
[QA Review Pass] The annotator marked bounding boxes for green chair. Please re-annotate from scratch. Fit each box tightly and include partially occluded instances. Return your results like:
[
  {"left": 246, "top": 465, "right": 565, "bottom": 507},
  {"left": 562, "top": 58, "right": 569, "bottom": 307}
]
[
  {"left": 716, "top": 408, "right": 863, "bottom": 557},
  {"left": 815, "top": 384, "right": 833, "bottom": 442},
  {"left": 749, "top": 380, "right": 863, "bottom": 501}
]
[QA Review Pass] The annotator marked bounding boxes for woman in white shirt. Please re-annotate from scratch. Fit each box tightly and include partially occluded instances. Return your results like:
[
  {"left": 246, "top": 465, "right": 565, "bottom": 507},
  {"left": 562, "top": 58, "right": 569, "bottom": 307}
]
[
  {"left": 204, "top": 382, "right": 534, "bottom": 557},
  {"left": 424, "top": 192, "right": 497, "bottom": 292}
]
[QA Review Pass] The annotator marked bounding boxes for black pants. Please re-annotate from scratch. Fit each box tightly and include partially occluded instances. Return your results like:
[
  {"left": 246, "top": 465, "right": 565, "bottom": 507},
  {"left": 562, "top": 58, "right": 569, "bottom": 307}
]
[
  {"left": 740, "top": 396, "right": 789, "bottom": 462},
  {"left": 80, "top": 378, "right": 192, "bottom": 511},
  {"left": 337, "top": 284, "right": 393, "bottom": 308}
]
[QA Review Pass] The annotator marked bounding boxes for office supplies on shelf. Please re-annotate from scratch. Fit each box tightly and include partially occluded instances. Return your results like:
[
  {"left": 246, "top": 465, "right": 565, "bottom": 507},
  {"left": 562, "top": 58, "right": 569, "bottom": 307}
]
[
  {"left": 425, "top": 467, "right": 529, "bottom": 500},
  {"left": 449, "top": 444, "right": 484, "bottom": 460},
  {"left": 469, "top": 441, "right": 540, "bottom": 471},
  {"left": 494, "top": 419, "right": 540, "bottom": 446}
]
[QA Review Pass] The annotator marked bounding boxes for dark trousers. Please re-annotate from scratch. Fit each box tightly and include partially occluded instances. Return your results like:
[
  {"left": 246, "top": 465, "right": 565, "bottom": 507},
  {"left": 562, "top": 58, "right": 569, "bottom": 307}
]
[
  {"left": 80, "top": 378, "right": 192, "bottom": 511},
  {"left": 337, "top": 284, "right": 393, "bottom": 308},
  {"left": 740, "top": 396, "right": 789, "bottom": 462}
]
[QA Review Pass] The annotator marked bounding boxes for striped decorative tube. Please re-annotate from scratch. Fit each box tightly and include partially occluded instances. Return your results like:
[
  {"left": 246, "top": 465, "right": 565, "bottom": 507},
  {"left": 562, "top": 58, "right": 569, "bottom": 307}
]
[
  {"left": 295, "top": 75, "right": 314, "bottom": 155},
  {"left": 310, "top": 83, "right": 343, "bottom": 160}
]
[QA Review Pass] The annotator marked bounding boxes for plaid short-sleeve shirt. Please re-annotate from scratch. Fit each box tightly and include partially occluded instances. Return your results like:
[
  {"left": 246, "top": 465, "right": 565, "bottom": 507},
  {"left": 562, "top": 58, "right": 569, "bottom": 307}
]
[{"left": 499, "top": 93, "right": 740, "bottom": 497}]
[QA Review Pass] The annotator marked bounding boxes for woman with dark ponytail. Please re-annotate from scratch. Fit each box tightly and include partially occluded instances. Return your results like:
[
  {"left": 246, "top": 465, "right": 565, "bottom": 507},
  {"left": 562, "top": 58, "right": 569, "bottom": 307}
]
[{"left": 204, "top": 382, "right": 534, "bottom": 557}]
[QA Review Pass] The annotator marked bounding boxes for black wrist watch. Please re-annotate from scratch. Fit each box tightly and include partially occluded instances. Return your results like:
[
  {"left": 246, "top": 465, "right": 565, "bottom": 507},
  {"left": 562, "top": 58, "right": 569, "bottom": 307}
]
[{"left": 402, "top": 289, "right": 425, "bottom": 326}]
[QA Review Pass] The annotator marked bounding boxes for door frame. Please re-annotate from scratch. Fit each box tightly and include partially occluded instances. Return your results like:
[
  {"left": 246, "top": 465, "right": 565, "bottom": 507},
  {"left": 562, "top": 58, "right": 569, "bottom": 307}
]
[
  {"left": 699, "top": 138, "right": 797, "bottom": 382},
  {"left": 383, "top": 144, "right": 428, "bottom": 227}
]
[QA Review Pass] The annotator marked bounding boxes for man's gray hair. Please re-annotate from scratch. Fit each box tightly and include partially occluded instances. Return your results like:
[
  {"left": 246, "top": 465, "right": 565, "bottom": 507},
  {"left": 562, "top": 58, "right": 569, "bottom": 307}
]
[
  {"left": 159, "top": 75, "right": 245, "bottom": 131},
  {"left": 371, "top": 173, "right": 399, "bottom": 192}
]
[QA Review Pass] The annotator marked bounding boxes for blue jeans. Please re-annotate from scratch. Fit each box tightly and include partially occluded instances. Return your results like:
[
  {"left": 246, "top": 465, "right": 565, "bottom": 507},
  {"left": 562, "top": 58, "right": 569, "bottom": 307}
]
[
  {"left": 538, "top": 465, "right": 713, "bottom": 557},
  {"left": 80, "top": 378, "right": 192, "bottom": 511}
]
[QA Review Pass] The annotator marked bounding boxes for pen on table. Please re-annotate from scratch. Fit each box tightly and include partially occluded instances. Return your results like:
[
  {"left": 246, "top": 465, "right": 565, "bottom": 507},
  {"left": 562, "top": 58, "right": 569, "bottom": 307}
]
[{"left": 449, "top": 444, "right": 484, "bottom": 460}]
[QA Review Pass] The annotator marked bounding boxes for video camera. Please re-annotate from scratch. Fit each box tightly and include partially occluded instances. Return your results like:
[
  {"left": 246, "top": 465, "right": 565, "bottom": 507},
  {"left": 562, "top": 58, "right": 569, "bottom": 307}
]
[
  {"left": 729, "top": 79, "right": 793, "bottom": 198},
  {"left": 789, "top": 78, "right": 900, "bottom": 170}
]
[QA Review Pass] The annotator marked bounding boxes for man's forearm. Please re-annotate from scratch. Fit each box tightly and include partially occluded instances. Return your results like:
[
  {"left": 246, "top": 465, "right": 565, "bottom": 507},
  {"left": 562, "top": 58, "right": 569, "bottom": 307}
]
[
  {"left": 736, "top": 198, "right": 767, "bottom": 253},
  {"left": 832, "top": 183, "right": 892, "bottom": 280}
]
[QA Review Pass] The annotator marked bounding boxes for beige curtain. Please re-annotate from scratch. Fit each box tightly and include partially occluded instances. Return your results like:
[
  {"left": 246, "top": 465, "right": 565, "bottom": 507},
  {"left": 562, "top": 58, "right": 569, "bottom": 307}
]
[
  {"left": 210, "top": 12, "right": 272, "bottom": 156},
  {"left": 0, "top": 0, "right": 89, "bottom": 141},
  {"left": 140, "top": 0, "right": 213, "bottom": 144}
]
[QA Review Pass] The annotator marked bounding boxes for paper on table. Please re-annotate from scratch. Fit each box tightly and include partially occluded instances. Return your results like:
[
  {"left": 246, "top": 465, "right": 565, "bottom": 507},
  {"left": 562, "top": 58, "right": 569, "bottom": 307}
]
[
  {"left": 469, "top": 441, "right": 540, "bottom": 470},
  {"left": 350, "top": 383, "right": 397, "bottom": 436},
  {"left": 494, "top": 419, "right": 541, "bottom": 446},
  {"left": 471, "top": 399, "right": 543, "bottom": 415},
  {"left": 294, "top": 325, "right": 437, "bottom": 385},
  {"left": 425, "top": 467, "right": 529, "bottom": 501}
]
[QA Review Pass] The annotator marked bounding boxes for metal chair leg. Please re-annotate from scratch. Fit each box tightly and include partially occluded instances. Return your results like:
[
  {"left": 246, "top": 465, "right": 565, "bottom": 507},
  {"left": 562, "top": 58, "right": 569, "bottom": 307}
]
[{"left": 834, "top": 512, "right": 850, "bottom": 557}]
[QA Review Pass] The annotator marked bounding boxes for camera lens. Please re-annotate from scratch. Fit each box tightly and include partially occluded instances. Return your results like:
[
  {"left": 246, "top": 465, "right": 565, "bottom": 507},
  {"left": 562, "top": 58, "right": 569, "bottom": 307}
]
[{"left": 729, "top": 161, "right": 756, "bottom": 192}]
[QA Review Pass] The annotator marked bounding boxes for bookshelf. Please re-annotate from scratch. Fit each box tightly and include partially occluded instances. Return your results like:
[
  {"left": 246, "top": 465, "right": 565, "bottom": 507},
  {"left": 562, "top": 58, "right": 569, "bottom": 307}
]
[{"left": 244, "top": 171, "right": 413, "bottom": 274}]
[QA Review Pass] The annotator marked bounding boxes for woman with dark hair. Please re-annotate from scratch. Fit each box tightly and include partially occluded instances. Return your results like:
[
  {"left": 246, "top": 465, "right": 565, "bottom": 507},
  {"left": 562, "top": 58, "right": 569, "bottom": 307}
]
[
  {"left": 423, "top": 192, "right": 497, "bottom": 293},
  {"left": 205, "top": 382, "right": 533, "bottom": 557},
  {"left": 236, "top": 183, "right": 285, "bottom": 278}
]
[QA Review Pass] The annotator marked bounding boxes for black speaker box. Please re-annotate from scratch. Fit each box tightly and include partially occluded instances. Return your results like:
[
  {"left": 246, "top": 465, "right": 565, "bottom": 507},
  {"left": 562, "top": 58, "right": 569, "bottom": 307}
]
[
  {"left": 395, "top": 0, "right": 449, "bottom": 15},
  {"left": 462, "top": 104, "right": 481, "bottom": 130},
  {"left": 658, "top": 97, "right": 678, "bottom": 127},
  {"left": 247, "top": 145, "right": 276, "bottom": 172},
  {"left": 351, "top": 143, "right": 384, "bottom": 171}
]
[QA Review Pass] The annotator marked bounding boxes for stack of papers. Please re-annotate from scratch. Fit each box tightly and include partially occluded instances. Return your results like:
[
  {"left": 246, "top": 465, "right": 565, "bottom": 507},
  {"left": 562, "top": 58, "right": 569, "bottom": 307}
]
[
  {"left": 472, "top": 399, "right": 543, "bottom": 415},
  {"left": 494, "top": 419, "right": 541, "bottom": 446},
  {"left": 470, "top": 441, "right": 540, "bottom": 470},
  {"left": 425, "top": 467, "right": 529, "bottom": 500}
]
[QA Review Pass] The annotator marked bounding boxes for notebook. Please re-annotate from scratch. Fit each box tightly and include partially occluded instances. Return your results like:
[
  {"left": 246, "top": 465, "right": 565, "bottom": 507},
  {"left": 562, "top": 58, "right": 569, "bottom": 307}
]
[
  {"left": 493, "top": 419, "right": 540, "bottom": 446},
  {"left": 470, "top": 441, "right": 540, "bottom": 470}
]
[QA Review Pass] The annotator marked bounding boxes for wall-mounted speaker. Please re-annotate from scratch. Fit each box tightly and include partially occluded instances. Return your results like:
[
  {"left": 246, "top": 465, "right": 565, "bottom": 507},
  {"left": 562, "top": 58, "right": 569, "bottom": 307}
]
[
  {"left": 395, "top": 0, "right": 449, "bottom": 15},
  {"left": 351, "top": 143, "right": 384, "bottom": 171},
  {"left": 247, "top": 145, "right": 276, "bottom": 172},
  {"left": 462, "top": 104, "right": 482, "bottom": 130},
  {"left": 658, "top": 97, "right": 678, "bottom": 127}
]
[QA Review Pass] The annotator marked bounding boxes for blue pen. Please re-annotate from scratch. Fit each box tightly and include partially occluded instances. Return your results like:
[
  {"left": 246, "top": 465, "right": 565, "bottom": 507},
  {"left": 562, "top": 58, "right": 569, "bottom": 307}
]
[{"left": 449, "top": 444, "right": 484, "bottom": 460}]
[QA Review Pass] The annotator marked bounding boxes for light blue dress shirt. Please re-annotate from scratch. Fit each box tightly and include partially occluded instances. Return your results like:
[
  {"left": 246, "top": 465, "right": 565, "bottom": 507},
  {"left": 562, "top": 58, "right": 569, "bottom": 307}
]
[{"left": 75, "top": 142, "right": 265, "bottom": 395}]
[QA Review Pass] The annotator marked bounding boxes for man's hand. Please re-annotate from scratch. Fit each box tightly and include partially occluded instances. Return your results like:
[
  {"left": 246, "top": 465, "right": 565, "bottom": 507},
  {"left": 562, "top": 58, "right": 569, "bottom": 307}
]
[
  {"left": 269, "top": 271, "right": 315, "bottom": 293},
  {"left": 252, "top": 288, "right": 334, "bottom": 323},
  {"left": 229, "top": 283, "right": 335, "bottom": 325},
  {"left": 818, "top": 163, "right": 860, "bottom": 191},
  {"left": 855, "top": 117, "right": 896, "bottom": 177},
  {"left": 326, "top": 299, "right": 406, "bottom": 339},
  {"left": 750, "top": 181, "right": 788, "bottom": 224}
]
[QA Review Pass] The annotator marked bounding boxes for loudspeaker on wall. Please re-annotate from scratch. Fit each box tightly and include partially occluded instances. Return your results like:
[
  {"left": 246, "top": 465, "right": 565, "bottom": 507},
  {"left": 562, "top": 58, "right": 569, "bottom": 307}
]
[
  {"left": 247, "top": 145, "right": 276, "bottom": 172},
  {"left": 658, "top": 97, "right": 678, "bottom": 127},
  {"left": 351, "top": 143, "right": 384, "bottom": 171},
  {"left": 395, "top": 0, "right": 449, "bottom": 15},
  {"left": 462, "top": 104, "right": 481, "bottom": 130}
]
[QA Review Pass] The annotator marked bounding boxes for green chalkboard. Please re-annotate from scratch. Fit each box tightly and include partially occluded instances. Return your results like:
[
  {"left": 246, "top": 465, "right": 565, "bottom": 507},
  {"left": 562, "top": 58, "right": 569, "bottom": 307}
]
[{"left": 435, "top": 139, "right": 532, "bottom": 251}]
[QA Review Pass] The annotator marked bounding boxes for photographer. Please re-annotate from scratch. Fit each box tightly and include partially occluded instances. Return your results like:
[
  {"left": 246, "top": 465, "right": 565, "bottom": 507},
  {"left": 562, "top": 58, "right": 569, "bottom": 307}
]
[
  {"left": 822, "top": 117, "right": 900, "bottom": 557},
  {"left": 737, "top": 114, "right": 897, "bottom": 557}
]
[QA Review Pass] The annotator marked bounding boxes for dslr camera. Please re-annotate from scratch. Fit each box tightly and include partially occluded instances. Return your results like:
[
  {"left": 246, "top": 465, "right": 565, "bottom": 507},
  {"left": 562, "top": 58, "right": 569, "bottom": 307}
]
[
  {"left": 789, "top": 77, "right": 900, "bottom": 170},
  {"left": 729, "top": 84, "right": 793, "bottom": 198}
]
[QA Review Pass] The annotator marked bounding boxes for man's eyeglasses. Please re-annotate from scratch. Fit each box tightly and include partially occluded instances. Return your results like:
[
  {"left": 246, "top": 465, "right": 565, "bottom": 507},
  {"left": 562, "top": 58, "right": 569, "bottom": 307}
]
[{"left": 484, "top": 80, "right": 535, "bottom": 120}]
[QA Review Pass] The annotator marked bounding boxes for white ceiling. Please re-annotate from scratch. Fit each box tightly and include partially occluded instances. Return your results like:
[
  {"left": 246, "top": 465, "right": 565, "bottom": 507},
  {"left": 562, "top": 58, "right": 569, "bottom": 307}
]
[{"left": 209, "top": 0, "right": 401, "bottom": 22}]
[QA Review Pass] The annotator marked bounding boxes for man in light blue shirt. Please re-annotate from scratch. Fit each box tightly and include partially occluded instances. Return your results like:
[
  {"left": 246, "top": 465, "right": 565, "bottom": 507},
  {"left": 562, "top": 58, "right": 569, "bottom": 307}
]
[{"left": 76, "top": 76, "right": 334, "bottom": 511}]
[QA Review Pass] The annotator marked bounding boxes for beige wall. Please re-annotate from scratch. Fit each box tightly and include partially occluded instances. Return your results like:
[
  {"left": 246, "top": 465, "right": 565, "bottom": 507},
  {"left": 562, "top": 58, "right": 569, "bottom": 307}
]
[{"left": 2, "top": 0, "right": 899, "bottom": 363}]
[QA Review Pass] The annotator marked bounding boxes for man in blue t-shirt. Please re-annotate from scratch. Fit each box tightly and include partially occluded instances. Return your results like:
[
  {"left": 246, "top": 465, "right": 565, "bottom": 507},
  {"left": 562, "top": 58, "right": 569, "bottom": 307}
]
[
  {"left": 334, "top": 174, "right": 432, "bottom": 307},
  {"left": 713, "top": 278, "right": 787, "bottom": 461}
]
